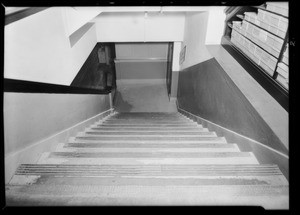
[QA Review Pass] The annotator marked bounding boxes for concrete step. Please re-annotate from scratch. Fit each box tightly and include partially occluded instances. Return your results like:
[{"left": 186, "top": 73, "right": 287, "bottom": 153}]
[
  {"left": 84, "top": 130, "right": 211, "bottom": 136},
  {"left": 112, "top": 112, "right": 183, "bottom": 116},
  {"left": 65, "top": 142, "right": 232, "bottom": 149},
  {"left": 69, "top": 136, "right": 228, "bottom": 144},
  {"left": 9, "top": 174, "right": 288, "bottom": 187},
  {"left": 37, "top": 151, "right": 259, "bottom": 165},
  {"left": 13, "top": 164, "right": 285, "bottom": 178},
  {"left": 5, "top": 183, "right": 288, "bottom": 208},
  {"left": 108, "top": 116, "right": 189, "bottom": 120},
  {"left": 101, "top": 121, "right": 197, "bottom": 125},
  {"left": 89, "top": 126, "right": 205, "bottom": 131},
  {"left": 56, "top": 142, "right": 240, "bottom": 153},
  {"left": 75, "top": 133, "right": 218, "bottom": 141},
  {"left": 104, "top": 118, "right": 192, "bottom": 122},
  {"left": 95, "top": 123, "right": 201, "bottom": 128}
]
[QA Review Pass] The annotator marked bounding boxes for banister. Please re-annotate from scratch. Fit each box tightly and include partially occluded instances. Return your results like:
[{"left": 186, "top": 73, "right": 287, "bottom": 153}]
[{"left": 4, "top": 78, "right": 112, "bottom": 94}]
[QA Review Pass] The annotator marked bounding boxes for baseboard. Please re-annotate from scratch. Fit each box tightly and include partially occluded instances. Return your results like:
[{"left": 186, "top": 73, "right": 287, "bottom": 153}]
[
  {"left": 177, "top": 102, "right": 289, "bottom": 181},
  {"left": 5, "top": 108, "right": 114, "bottom": 184}
]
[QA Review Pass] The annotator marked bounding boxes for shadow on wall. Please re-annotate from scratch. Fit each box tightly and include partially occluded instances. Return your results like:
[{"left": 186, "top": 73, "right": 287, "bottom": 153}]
[{"left": 114, "top": 90, "right": 133, "bottom": 112}]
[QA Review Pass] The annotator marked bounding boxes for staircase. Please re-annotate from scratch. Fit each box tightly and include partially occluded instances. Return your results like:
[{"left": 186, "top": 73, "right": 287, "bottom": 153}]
[{"left": 6, "top": 112, "right": 289, "bottom": 208}]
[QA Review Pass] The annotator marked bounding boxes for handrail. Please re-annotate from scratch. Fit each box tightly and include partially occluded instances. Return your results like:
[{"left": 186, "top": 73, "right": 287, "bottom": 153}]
[{"left": 4, "top": 78, "right": 112, "bottom": 94}]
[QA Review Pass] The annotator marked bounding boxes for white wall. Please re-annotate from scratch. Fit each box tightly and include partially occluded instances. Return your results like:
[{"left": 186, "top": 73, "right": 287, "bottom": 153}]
[
  {"left": 180, "top": 12, "right": 213, "bottom": 70},
  {"left": 4, "top": 7, "right": 97, "bottom": 85},
  {"left": 115, "top": 43, "right": 168, "bottom": 59},
  {"left": 115, "top": 43, "right": 168, "bottom": 80},
  {"left": 4, "top": 92, "right": 111, "bottom": 183},
  {"left": 172, "top": 41, "right": 182, "bottom": 71},
  {"left": 93, "top": 12, "right": 185, "bottom": 42},
  {"left": 4, "top": 93, "right": 110, "bottom": 155},
  {"left": 61, "top": 7, "right": 102, "bottom": 36},
  {"left": 205, "top": 7, "right": 226, "bottom": 45}
]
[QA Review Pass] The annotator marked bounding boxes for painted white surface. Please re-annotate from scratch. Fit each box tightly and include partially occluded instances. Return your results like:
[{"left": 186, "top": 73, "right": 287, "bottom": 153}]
[
  {"left": 4, "top": 93, "right": 110, "bottom": 155},
  {"left": 93, "top": 12, "right": 185, "bottom": 42},
  {"left": 97, "top": 6, "right": 229, "bottom": 12},
  {"left": 172, "top": 42, "right": 182, "bottom": 71},
  {"left": 115, "top": 43, "right": 168, "bottom": 59},
  {"left": 4, "top": 102, "right": 112, "bottom": 184},
  {"left": 115, "top": 61, "right": 167, "bottom": 80},
  {"left": 4, "top": 7, "right": 97, "bottom": 85},
  {"left": 144, "top": 12, "right": 185, "bottom": 41},
  {"left": 61, "top": 7, "right": 102, "bottom": 36},
  {"left": 180, "top": 12, "right": 213, "bottom": 70},
  {"left": 205, "top": 8, "right": 226, "bottom": 45},
  {"left": 115, "top": 43, "right": 168, "bottom": 80}
]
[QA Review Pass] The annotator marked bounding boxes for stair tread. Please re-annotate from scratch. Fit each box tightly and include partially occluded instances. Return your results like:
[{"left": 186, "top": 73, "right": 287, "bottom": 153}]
[
  {"left": 69, "top": 137, "right": 228, "bottom": 144},
  {"left": 10, "top": 174, "right": 288, "bottom": 186},
  {"left": 101, "top": 123, "right": 197, "bottom": 126},
  {"left": 102, "top": 118, "right": 193, "bottom": 121},
  {"left": 37, "top": 151, "right": 259, "bottom": 165},
  {"left": 49, "top": 151, "right": 257, "bottom": 158},
  {"left": 5, "top": 184, "right": 288, "bottom": 208},
  {"left": 58, "top": 144, "right": 240, "bottom": 152},
  {"left": 15, "top": 163, "right": 284, "bottom": 176},
  {"left": 89, "top": 127, "right": 204, "bottom": 130},
  {"left": 75, "top": 134, "right": 218, "bottom": 140},
  {"left": 38, "top": 157, "right": 259, "bottom": 165},
  {"left": 8, "top": 111, "right": 288, "bottom": 209},
  {"left": 84, "top": 131, "right": 211, "bottom": 135},
  {"left": 96, "top": 124, "right": 202, "bottom": 127},
  {"left": 64, "top": 142, "right": 237, "bottom": 148}
]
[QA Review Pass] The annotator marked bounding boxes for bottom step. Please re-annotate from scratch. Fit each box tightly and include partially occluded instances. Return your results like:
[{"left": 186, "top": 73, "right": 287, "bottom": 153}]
[{"left": 6, "top": 184, "right": 288, "bottom": 209}]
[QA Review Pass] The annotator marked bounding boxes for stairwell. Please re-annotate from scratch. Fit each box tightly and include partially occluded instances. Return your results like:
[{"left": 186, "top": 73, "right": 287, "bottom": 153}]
[{"left": 5, "top": 111, "right": 289, "bottom": 208}]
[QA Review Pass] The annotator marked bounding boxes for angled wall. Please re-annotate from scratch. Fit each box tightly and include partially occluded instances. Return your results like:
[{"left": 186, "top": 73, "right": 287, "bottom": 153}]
[
  {"left": 177, "top": 58, "right": 288, "bottom": 154},
  {"left": 4, "top": 7, "right": 97, "bottom": 85}
]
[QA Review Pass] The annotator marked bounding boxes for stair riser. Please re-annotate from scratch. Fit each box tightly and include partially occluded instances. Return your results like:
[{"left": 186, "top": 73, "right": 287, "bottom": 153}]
[
  {"left": 75, "top": 135, "right": 218, "bottom": 141},
  {"left": 10, "top": 175, "right": 287, "bottom": 186},
  {"left": 6, "top": 111, "right": 288, "bottom": 209},
  {"left": 57, "top": 147, "right": 240, "bottom": 153},
  {"left": 66, "top": 142, "right": 229, "bottom": 148},
  {"left": 49, "top": 151, "right": 255, "bottom": 158},
  {"left": 100, "top": 123, "right": 198, "bottom": 127},
  {"left": 38, "top": 157, "right": 259, "bottom": 165},
  {"left": 102, "top": 121, "right": 195, "bottom": 124},
  {"left": 5, "top": 185, "right": 289, "bottom": 209},
  {"left": 96, "top": 124, "right": 200, "bottom": 127},
  {"left": 84, "top": 131, "right": 211, "bottom": 135},
  {"left": 88, "top": 127, "right": 205, "bottom": 131},
  {"left": 14, "top": 164, "right": 284, "bottom": 179},
  {"left": 104, "top": 119, "right": 192, "bottom": 123},
  {"left": 69, "top": 138, "right": 228, "bottom": 144}
]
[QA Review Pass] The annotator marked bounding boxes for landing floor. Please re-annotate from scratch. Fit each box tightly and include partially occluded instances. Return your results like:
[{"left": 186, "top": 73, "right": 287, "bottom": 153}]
[{"left": 114, "top": 80, "right": 177, "bottom": 112}]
